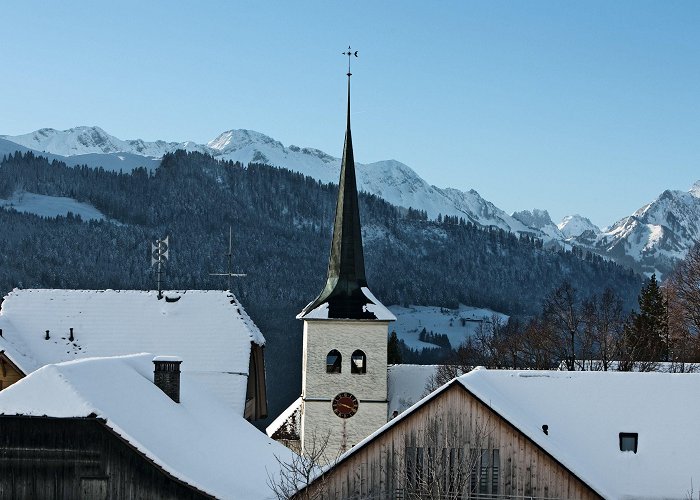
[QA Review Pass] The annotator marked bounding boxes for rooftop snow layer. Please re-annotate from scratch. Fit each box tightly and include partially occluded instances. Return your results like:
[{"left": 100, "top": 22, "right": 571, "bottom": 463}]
[
  {"left": 458, "top": 369, "right": 700, "bottom": 499},
  {"left": 298, "top": 287, "right": 396, "bottom": 321},
  {"left": 0, "top": 289, "right": 264, "bottom": 414},
  {"left": 0, "top": 354, "right": 293, "bottom": 499},
  {"left": 387, "top": 364, "right": 438, "bottom": 414}
]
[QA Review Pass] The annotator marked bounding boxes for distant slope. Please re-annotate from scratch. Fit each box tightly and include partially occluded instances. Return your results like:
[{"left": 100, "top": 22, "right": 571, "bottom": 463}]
[
  {"left": 389, "top": 304, "right": 508, "bottom": 350},
  {"left": 0, "top": 191, "right": 106, "bottom": 221}
]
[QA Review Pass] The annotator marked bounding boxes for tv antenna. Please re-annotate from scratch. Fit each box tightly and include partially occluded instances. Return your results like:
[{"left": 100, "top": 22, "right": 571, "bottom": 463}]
[
  {"left": 210, "top": 226, "right": 246, "bottom": 291},
  {"left": 151, "top": 236, "right": 169, "bottom": 299}
]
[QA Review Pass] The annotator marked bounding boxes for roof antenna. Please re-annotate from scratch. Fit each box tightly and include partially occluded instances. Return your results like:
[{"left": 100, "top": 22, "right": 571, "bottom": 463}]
[
  {"left": 151, "top": 236, "right": 169, "bottom": 299},
  {"left": 210, "top": 226, "right": 246, "bottom": 291}
]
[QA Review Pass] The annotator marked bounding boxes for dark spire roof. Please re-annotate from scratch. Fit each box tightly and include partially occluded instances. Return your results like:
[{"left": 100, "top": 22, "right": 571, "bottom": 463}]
[{"left": 299, "top": 67, "right": 375, "bottom": 320}]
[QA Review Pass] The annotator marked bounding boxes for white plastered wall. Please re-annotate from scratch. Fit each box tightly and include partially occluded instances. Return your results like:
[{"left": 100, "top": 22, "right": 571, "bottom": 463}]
[{"left": 301, "top": 319, "right": 390, "bottom": 459}]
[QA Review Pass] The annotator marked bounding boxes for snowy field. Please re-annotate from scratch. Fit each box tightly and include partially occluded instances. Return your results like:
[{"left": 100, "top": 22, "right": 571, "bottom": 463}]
[
  {"left": 388, "top": 304, "right": 508, "bottom": 350},
  {"left": 0, "top": 191, "right": 105, "bottom": 221}
]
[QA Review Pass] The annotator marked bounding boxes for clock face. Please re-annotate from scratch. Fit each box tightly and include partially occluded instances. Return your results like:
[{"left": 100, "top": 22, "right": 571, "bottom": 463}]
[{"left": 332, "top": 392, "right": 359, "bottom": 419}]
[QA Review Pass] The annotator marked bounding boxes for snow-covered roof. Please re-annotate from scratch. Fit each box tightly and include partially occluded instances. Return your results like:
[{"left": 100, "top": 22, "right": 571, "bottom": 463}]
[
  {"left": 0, "top": 354, "right": 293, "bottom": 499},
  {"left": 319, "top": 368, "right": 700, "bottom": 499},
  {"left": 459, "top": 369, "right": 700, "bottom": 499},
  {"left": 266, "top": 396, "right": 302, "bottom": 439},
  {"left": 387, "top": 364, "right": 438, "bottom": 415},
  {"left": 298, "top": 287, "right": 396, "bottom": 321},
  {"left": 0, "top": 289, "right": 264, "bottom": 414}
]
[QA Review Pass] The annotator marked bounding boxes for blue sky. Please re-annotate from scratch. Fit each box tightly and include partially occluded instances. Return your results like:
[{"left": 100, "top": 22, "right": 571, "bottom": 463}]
[{"left": 2, "top": 1, "right": 699, "bottom": 227}]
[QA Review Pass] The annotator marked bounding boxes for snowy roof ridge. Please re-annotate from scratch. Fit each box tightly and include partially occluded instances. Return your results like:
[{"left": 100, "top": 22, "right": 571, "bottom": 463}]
[
  {"left": 0, "top": 354, "right": 295, "bottom": 499},
  {"left": 266, "top": 396, "right": 302, "bottom": 438}
]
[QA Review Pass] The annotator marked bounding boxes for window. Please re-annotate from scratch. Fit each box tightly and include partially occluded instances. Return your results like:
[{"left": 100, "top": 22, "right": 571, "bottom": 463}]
[
  {"left": 491, "top": 449, "right": 500, "bottom": 494},
  {"left": 326, "top": 350, "right": 342, "bottom": 373},
  {"left": 351, "top": 350, "right": 366, "bottom": 374},
  {"left": 619, "top": 432, "right": 638, "bottom": 453},
  {"left": 479, "top": 448, "right": 489, "bottom": 494},
  {"left": 469, "top": 447, "right": 500, "bottom": 496}
]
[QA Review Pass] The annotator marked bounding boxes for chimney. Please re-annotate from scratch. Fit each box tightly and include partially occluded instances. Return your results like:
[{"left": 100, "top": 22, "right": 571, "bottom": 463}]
[
  {"left": 0, "top": 329, "right": 3, "bottom": 338},
  {"left": 69, "top": 328, "right": 74, "bottom": 342},
  {"left": 45, "top": 330, "right": 50, "bottom": 340},
  {"left": 153, "top": 356, "right": 182, "bottom": 403}
]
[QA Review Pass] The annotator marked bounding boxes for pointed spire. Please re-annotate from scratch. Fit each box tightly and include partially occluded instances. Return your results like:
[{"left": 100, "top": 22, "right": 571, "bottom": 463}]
[{"left": 299, "top": 49, "right": 374, "bottom": 319}]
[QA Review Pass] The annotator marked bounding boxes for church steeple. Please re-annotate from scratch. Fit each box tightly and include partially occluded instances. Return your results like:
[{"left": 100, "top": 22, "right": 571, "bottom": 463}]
[{"left": 299, "top": 48, "right": 374, "bottom": 320}]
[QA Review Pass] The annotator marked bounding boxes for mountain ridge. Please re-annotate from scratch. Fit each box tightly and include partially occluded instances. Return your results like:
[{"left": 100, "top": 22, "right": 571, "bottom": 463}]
[{"left": 2, "top": 126, "right": 699, "bottom": 276}]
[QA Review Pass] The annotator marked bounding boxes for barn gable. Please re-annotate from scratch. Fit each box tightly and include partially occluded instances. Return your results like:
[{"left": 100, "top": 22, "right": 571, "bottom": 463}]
[{"left": 299, "top": 368, "right": 700, "bottom": 499}]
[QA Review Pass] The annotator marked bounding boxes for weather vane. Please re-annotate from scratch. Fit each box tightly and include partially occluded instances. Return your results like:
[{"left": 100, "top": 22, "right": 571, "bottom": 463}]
[{"left": 342, "top": 46, "right": 358, "bottom": 76}]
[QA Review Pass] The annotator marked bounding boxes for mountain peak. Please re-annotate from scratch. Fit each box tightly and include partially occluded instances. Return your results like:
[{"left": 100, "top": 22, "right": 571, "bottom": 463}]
[
  {"left": 690, "top": 180, "right": 700, "bottom": 198},
  {"left": 558, "top": 214, "right": 601, "bottom": 238},
  {"left": 207, "top": 129, "right": 282, "bottom": 153},
  {"left": 512, "top": 209, "right": 554, "bottom": 229}
]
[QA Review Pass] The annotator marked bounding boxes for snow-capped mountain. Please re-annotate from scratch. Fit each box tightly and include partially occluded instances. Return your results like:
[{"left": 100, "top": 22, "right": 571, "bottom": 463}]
[
  {"left": 1, "top": 126, "right": 206, "bottom": 158},
  {"left": 558, "top": 215, "right": 601, "bottom": 239},
  {"left": 512, "top": 209, "right": 564, "bottom": 242},
  {"left": 1, "top": 126, "right": 549, "bottom": 240},
  {"left": 589, "top": 184, "right": 700, "bottom": 276}
]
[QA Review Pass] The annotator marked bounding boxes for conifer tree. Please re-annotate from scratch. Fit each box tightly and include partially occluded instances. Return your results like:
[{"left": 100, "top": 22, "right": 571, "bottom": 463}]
[
  {"left": 622, "top": 274, "right": 668, "bottom": 365},
  {"left": 387, "top": 330, "right": 402, "bottom": 364}
]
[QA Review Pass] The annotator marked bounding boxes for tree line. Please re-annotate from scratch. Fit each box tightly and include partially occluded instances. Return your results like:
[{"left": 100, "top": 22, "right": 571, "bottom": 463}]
[{"left": 425, "top": 243, "right": 700, "bottom": 390}]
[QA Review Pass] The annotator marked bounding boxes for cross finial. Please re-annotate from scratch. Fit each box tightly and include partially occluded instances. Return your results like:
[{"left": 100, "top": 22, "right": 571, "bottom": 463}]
[{"left": 342, "top": 45, "right": 358, "bottom": 77}]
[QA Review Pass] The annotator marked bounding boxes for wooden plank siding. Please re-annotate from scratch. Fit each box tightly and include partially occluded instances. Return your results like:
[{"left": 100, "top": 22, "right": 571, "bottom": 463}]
[
  {"left": 0, "top": 353, "right": 24, "bottom": 391},
  {"left": 0, "top": 416, "right": 212, "bottom": 499},
  {"left": 299, "top": 384, "right": 602, "bottom": 500}
]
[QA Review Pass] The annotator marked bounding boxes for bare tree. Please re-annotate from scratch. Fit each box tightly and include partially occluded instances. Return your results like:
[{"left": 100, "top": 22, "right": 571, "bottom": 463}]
[
  {"left": 390, "top": 415, "right": 494, "bottom": 499},
  {"left": 520, "top": 316, "right": 559, "bottom": 369},
  {"left": 423, "top": 363, "right": 466, "bottom": 396},
  {"left": 543, "top": 281, "right": 583, "bottom": 370},
  {"left": 669, "top": 243, "right": 700, "bottom": 336},
  {"left": 268, "top": 429, "right": 335, "bottom": 500},
  {"left": 578, "top": 288, "right": 625, "bottom": 371}
]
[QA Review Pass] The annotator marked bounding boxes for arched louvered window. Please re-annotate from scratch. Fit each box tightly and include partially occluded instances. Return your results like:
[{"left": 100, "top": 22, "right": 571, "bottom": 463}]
[
  {"left": 326, "top": 350, "right": 342, "bottom": 373},
  {"left": 351, "top": 350, "right": 366, "bottom": 374}
]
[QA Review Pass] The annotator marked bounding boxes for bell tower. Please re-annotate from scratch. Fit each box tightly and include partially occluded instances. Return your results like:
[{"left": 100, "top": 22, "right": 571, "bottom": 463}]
[{"left": 297, "top": 48, "right": 395, "bottom": 460}]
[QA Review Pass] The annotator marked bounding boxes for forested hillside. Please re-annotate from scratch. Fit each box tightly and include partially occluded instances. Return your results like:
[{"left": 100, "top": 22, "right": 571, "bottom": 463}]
[{"left": 0, "top": 151, "right": 643, "bottom": 423}]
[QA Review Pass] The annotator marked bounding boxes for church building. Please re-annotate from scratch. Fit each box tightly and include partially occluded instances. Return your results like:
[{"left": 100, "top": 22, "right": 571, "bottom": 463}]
[{"left": 270, "top": 59, "right": 395, "bottom": 459}]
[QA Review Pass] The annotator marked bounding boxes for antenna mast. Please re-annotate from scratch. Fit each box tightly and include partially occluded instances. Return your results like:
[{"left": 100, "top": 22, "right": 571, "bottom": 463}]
[
  {"left": 210, "top": 226, "right": 246, "bottom": 291},
  {"left": 151, "top": 236, "right": 169, "bottom": 299}
]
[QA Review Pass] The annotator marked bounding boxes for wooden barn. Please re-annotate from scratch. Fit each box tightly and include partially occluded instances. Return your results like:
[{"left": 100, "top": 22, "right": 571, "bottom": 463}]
[
  {"left": 0, "top": 288, "right": 267, "bottom": 420},
  {"left": 297, "top": 368, "right": 700, "bottom": 500},
  {"left": 0, "top": 354, "right": 294, "bottom": 499}
]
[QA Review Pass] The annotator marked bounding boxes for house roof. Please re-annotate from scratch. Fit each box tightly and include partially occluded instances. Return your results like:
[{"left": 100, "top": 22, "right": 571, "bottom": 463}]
[
  {"left": 387, "top": 363, "right": 438, "bottom": 414},
  {"left": 0, "top": 354, "right": 293, "bottom": 499},
  {"left": 298, "top": 287, "right": 395, "bottom": 321},
  {"left": 0, "top": 289, "right": 264, "bottom": 414},
  {"left": 458, "top": 368, "right": 700, "bottom": 499},
  {"left": 310, "top": 368, "right": 700, "bottom": 500},
  {"left": 266, "top": 396, "right": 302, "bottom": 440}
]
